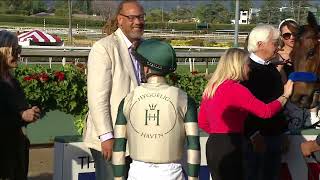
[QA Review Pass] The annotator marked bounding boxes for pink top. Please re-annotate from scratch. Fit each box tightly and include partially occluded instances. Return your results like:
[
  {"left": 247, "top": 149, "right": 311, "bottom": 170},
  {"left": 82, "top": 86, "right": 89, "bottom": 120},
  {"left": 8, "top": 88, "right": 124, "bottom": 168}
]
[{"left": 198, "top": 80, "right": 282, "bottom": 134}]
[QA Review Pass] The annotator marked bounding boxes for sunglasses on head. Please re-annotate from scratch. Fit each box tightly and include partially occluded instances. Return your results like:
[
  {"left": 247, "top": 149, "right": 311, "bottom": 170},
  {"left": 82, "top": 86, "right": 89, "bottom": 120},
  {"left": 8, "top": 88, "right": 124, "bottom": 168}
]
[{"left": 282, "top": 32, "right": 295, "bottom": 40}]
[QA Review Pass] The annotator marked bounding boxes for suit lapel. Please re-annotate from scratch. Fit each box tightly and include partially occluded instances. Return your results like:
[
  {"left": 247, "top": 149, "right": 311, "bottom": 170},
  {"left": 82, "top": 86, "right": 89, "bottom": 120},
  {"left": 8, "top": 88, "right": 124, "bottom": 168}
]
[{"left": 114, "top": 29, "right": 138, "bottom": 86}]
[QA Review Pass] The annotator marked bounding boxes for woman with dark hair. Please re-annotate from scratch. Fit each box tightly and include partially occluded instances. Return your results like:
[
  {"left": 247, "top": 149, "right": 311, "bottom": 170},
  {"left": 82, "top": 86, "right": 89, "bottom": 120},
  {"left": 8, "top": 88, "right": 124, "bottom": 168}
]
[
  {"left": 276, "top": 19, "right": 319, "bottom": 180},
  {"left": 276, "top": 19, "right": 299, "bottom": 83},
  {"left": 0, "top": 30, "right": 41, "bottom": 180},
  {"left": 277, "top": 19, "right": 319, "bottom": 129}
]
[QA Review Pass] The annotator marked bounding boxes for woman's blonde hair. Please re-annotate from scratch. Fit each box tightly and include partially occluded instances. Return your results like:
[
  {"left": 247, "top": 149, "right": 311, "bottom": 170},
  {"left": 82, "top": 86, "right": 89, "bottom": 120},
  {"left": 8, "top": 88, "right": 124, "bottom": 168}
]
[
  {"left": 203, "top": 48, "right": 249, "bottom": 98},
  {"left": 0, "top": 30, "right": 18, "bottom": 79}
]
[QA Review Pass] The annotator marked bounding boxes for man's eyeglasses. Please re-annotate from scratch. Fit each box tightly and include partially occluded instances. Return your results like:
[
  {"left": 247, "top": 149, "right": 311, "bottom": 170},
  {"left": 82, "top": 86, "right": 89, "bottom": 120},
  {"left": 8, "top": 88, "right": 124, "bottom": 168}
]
[
  {"left": 12, "top": 45, "right": 22, "bottom": 57},
  {"left": 282, "top": 32, "right": 295, "bottom": 40},
  {"left": 120, "top": 13, "right": 145, "bottom": 22}
]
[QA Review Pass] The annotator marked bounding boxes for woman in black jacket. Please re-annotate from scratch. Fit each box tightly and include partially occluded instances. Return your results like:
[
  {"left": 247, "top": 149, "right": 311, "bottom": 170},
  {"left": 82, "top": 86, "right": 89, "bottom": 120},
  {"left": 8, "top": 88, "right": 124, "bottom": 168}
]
[{"left": 0, "top": 30, "right": 41, "bottom": 180}]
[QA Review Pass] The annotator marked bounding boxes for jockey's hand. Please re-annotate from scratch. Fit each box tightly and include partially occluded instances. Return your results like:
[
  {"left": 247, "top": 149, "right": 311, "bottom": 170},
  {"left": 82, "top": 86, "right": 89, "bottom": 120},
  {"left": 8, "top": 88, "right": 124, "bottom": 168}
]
[
  {"left": 101, "top": 138, "right": 114, "bottom": 161},
  {"left": 251, "top": 133, "right": 266, "bottom": 153}
]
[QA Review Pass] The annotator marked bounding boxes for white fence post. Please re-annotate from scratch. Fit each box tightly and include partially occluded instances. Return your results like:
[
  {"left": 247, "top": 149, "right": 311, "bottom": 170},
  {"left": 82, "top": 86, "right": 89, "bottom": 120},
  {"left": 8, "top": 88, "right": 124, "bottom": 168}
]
[
  {"left": 189, "top": 58, "right": 192, "bottom": 72},
  {"left": 62, "top": 57, "right": 66, "bottom": 66},
  {"left": 192, "top": 58, "right": 195, "bottom": 72},
  {"left": 49, "top": 57, "right": 52, "bottom": 69}
]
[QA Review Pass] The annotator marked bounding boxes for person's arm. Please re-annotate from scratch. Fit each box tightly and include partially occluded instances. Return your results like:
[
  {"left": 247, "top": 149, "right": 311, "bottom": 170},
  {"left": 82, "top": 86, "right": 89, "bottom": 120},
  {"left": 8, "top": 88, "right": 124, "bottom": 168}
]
[
  {"left": 87, "top": 42, "right": 114, "bottom": 159},
  {"left": 198, "top": 98, "right": 210, "bottom": 133},
  {"left": 112, "top": 99, "right": 127, "bottom": 180},
  {"left": 301, "top": 135, "right": 320, "bottom": 157},
  {"left": 88, "top": 42, "right": 114, "bottom": 135},
  {"left": 0, "top": 81, "right": 40, "bottom": 124},
  {"left": 234, "top": 80, "right": 293, "bottom": 119},
  {"left": 185, "top": 96, "right": 200, "bottom": 180}
]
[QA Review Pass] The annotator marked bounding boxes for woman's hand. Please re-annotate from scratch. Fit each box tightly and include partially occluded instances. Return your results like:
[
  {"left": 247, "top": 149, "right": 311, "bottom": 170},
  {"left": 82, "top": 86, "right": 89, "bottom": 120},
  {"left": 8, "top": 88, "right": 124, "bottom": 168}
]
[
  {"left": 283, "top": 80, "right": 293, "bottom": 98},
  {"left": 21, "top": 106, "right": 41, "bottom": 123}
]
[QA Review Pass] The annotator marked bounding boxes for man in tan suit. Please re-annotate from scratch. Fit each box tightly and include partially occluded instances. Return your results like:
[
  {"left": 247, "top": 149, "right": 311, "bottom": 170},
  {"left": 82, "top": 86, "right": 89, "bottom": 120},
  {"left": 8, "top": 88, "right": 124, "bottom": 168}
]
[{"left": 83, "top": 1, "right": 145, "bottom": 179}]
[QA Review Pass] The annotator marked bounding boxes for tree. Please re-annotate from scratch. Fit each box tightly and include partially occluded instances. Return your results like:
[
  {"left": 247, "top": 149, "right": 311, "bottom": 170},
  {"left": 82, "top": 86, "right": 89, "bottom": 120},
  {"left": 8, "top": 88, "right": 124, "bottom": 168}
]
[
  {"left": 291, "top": 0, "right": 311, "bottom": 24},
  {"left": 170, "top": 7, "right": 193, "bottom": 22},
  {"left": 250, "top": 13, "right": 258, "bottom": 24},
  {"left": 258, "top": 0, "right": 282, "bottom": 24},
  {"left": 230, "top": 0, "right": 253, "bottom": 14},
  {"left": 73, "top": 0, "right": 92, "bottom": 14},
  {"left": 4, "top": 0, "right": 21, "bottom": 11},
  {"left": 26, "top": 0, "right": 47, "bottom": 15},
  {"left": 91, "top": 0, "right": 118, "bottom": 21},
  {"left": 146, "top": 8, "right": 169, "bottom": 22},
  {"left": 4, "top": 0, "right": 47, "bottom": 15},
  {"left": 54, "top": 0, "right": 68, "bottom": 17},
  {"left": 194, "top": 2, "right": 230, "bottom": 24},
  {"left": 194, "top": 4, "right": 207, "bottom": 23}
]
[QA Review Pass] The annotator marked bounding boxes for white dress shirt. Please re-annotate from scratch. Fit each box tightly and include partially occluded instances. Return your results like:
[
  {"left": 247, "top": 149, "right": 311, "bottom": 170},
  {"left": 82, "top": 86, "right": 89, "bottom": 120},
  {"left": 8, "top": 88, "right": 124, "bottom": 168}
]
[{"left": 250, "top": 53, "right": 270, "bottom": 65}]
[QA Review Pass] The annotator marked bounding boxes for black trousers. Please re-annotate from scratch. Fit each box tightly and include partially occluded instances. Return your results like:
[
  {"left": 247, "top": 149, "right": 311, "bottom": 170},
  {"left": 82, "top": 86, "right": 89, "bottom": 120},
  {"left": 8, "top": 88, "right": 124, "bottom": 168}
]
[
  {"left": 206, "top": 133, "right": 244, "bottom": 180},
  {"left": 0, "top": 130, "right": 29, "bottom": 180}
]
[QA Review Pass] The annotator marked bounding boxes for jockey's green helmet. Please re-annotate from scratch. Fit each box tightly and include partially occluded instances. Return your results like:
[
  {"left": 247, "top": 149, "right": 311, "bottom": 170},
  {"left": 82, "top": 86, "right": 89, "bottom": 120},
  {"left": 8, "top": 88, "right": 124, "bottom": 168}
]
[{"left": 133, "top": 39, "right": 177, "bottom": 75}]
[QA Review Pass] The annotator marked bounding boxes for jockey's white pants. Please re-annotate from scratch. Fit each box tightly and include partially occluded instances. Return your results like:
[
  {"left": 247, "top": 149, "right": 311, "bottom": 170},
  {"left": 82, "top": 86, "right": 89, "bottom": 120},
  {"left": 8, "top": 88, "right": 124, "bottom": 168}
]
[{"left": 127, "top": 160, "right": 184, "bottom": 180}]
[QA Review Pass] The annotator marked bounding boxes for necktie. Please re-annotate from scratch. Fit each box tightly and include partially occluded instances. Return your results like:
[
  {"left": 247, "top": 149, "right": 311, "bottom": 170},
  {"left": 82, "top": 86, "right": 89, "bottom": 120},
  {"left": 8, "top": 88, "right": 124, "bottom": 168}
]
[{"left": 129, "top": 46, "right": 144, "bottom": 84}]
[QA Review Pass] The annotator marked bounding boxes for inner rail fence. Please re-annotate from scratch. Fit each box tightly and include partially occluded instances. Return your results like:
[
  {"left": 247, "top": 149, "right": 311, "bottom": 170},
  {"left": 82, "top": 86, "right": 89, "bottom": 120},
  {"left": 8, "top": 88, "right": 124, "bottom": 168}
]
[{"left": 20, "top": 46, "right": 233, "bottom": 74}]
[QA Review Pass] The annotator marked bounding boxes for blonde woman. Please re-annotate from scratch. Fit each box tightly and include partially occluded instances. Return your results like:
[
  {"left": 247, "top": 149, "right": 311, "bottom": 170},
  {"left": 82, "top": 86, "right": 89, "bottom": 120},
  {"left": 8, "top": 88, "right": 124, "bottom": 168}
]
[
  {"left": 0, "top": 30, "right": 41, "bottom": 179},
  {"left": 198, "top": 48, "right": 293, "bottom": 180}
]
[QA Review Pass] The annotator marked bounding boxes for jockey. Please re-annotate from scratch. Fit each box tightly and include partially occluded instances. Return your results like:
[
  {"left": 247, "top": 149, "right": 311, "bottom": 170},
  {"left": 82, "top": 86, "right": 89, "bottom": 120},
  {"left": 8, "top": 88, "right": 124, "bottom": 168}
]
[{"left": 112, "top": 39, "right": 200, "bottom": 180}]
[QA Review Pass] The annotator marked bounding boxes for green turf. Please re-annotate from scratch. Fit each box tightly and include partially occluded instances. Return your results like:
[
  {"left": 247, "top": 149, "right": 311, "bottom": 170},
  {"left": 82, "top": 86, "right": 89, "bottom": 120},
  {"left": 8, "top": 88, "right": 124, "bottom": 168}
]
[{"left": 176, "top": 64, "right": 217, "bottom": 74}]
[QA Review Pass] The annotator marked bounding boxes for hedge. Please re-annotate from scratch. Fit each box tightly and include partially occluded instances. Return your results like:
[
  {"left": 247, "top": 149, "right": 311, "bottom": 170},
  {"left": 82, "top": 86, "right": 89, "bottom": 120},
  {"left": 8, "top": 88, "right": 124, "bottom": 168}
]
[{"left": 15, "top": 64, "right": 208, "bottom": 134}]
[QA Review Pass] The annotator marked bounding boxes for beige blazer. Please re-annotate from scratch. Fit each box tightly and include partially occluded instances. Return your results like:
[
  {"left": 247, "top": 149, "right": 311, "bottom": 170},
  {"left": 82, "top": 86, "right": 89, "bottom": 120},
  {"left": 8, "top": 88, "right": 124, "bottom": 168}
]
[{"left": 83, "top": 28, "right": 138, "bottom": 151}]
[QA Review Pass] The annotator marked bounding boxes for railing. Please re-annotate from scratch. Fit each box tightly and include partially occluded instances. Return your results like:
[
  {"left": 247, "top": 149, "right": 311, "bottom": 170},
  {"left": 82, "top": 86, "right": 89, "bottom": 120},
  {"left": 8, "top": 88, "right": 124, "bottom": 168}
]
[
  {"left": 20, "top": 45, "right": 227, "bottom": 58},
  {"left": 20, "top": 46, "right": 230, "bottom": 73}
]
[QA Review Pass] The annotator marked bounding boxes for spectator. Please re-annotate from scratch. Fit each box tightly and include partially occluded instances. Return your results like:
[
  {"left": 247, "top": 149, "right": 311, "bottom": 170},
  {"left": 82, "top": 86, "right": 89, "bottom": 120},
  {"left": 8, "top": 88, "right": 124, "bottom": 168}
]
[
  {"left": 276, "top": 18, "right": 318, "bottom": 180},
  {"left": 0, "top": 30, "right": 41, "bottom": 180},
  {"left": 82, "top": 0, "right": 145, "bottom": 179},
  {"left": 275, "top": 19, "right": 319, "bottom": 129},
  {"left": 242, "top": 25, "right": 287, "bottom": 180},
  {"left": 276, "top": 18, "right": 298, "bottom": 81}
]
